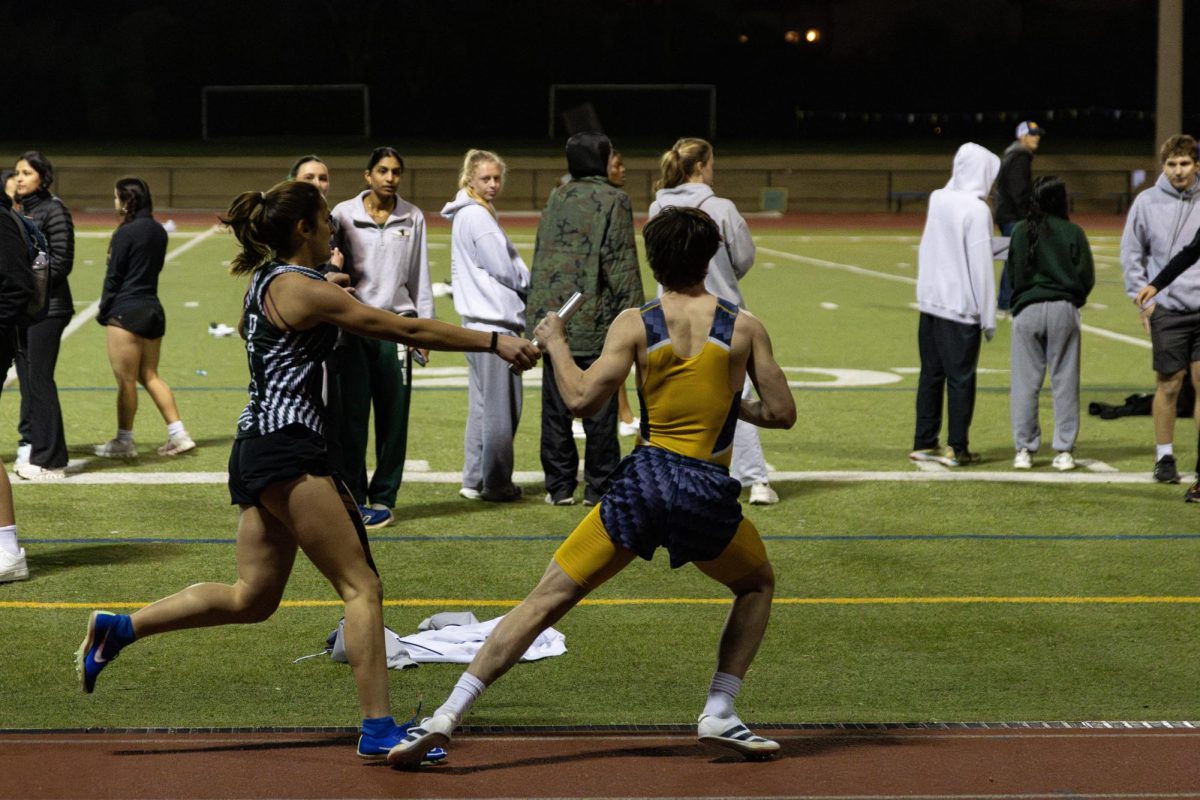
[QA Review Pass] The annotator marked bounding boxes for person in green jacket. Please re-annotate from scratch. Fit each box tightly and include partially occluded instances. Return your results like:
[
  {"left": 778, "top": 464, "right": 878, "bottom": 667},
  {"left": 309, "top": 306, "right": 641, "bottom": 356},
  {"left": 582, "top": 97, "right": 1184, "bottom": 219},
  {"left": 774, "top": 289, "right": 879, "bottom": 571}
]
[
  {"left": 528, "top": 132, "right": 644, "bottom": 506},
  {"left": 1007, "top": 176, "right": 1095, "bottom": 471}
]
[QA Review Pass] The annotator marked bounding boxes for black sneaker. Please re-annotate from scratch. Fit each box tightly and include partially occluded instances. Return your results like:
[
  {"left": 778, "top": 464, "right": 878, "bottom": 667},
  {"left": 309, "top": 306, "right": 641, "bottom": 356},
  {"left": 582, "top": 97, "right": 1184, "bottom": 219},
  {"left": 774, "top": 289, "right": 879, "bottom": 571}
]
[
  {"left": 1185, "top": 481, "right": 1200, "bottom": 503},
  {"left": 1154, "top": 455, "right": 1180, "bottom": 484}
]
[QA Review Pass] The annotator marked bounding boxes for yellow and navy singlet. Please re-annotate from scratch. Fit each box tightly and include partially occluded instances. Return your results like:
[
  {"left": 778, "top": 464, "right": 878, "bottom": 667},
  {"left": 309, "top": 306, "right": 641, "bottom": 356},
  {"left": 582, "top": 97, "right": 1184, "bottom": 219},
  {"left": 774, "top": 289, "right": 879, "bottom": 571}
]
[{"left": 635, "top": 296, "right": 741, "bottom": 467}]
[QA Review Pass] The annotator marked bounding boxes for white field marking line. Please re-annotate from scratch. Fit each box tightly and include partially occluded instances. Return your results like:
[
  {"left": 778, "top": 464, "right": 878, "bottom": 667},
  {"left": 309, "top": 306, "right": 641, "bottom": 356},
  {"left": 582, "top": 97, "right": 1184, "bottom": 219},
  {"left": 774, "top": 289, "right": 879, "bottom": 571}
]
[
  {"left": 4, "top": 225, "right": 223, "bottom": 389},
  {"left": 757, "top": 245, "right": 1152, "bottom": 351},
  {"left": 14, "top": 469, "right": 1192, "bottom": 486}
]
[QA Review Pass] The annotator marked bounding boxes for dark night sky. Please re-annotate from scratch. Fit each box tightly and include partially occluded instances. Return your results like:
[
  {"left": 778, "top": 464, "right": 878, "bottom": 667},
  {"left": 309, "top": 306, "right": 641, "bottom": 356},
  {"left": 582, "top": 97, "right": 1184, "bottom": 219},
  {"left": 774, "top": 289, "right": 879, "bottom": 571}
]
[{"left": 0, "top": 0, "right": 1177, "bottom": 142}]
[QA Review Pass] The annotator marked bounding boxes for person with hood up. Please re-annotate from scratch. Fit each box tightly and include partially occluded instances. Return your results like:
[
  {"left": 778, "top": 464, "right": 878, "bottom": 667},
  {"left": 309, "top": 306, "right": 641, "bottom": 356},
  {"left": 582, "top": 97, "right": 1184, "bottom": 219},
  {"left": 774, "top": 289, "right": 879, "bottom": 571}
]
[
  {"left": 442, "top": 150, "right": 529, "bottom": 502},
  {"left": 1121, "top": 134, "right": 1200, "bottom": 486},
  {"left": 909, "top": 142, "right": 1001, "bottom": 468},
  {"left": 528, "top": 132, "right": 643, "bottom": 507},
  {"left": 648, "top": 137, "right": 779, "bottom": 505}
]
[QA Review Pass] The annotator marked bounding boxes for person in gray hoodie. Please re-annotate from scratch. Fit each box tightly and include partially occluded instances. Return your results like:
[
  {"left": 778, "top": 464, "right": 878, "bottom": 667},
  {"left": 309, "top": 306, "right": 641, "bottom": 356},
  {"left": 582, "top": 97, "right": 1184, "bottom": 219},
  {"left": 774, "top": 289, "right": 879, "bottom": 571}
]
[
  {"left": 909, "top": 142, "right": 1000, "bottom": 468},
  {"left": 1121, "top": 134, "right": 1200, "bottom": 485},
  {"left": 648, "top": 137, "right": 779, "bottom": 505}
]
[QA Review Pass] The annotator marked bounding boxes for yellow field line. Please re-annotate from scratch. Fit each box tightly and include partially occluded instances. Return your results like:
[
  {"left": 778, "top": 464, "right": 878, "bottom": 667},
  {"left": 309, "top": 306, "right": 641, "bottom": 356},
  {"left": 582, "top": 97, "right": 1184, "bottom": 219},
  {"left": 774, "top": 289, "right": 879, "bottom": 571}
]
[{"left": 3, "top": 595, "right": 1200, "bottom": 610}]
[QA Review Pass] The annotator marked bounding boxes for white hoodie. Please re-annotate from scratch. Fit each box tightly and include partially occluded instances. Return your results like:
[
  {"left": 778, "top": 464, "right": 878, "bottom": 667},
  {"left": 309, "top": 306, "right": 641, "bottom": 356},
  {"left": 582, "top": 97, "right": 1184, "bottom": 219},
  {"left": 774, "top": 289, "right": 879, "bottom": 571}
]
[
  {"left": 648, "top": 182, "right": 755, "bottom": 308},
  {"left": 440, "top": 189, "right": 529, "bottom": 333},
  {"left": 916, "top": 142, "right": 1001, "bottom": 339}
]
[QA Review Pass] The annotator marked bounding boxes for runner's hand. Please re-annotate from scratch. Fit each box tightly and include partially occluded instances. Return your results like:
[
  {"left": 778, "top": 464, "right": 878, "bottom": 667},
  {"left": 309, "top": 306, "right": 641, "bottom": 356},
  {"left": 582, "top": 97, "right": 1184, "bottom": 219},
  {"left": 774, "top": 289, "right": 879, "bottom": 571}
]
[{"left": 496, "top": 335, "right": 541, "bottom": 372}]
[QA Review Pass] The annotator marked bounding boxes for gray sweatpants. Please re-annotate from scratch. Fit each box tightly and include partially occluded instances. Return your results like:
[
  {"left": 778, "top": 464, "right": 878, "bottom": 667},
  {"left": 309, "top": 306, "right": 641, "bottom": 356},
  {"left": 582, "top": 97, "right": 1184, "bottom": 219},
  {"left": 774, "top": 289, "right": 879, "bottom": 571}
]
[
  {"left": 1010, "top": 300, "right": 1081, "bottom": 453},
  {"left": 463, "top": 339, "right": 523, "bottom": 494}
]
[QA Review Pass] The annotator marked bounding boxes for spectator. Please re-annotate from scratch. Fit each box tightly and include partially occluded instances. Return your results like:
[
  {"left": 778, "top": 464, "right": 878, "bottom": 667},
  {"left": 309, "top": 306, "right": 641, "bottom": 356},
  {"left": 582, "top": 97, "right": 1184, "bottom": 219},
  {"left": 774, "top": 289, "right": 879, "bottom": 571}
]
[
  {"left": 605, "top": 149, "right": 640, "bottom": 439},
  {"left": 1007, "top": 176, "right": 1095, "bottom": 471},
  {"left": 529, "top": 132, "right": 644, "bottom": 507},
  {"left": 909, "top": 143, "right": 1000, "bottom": 468},
  {"left": 1121, "top": 134, "right": 1200, "bottom": 485},
  {"left": 330, "top": 147, "right": 434, "bottom": 528},
  {"left": 442, "top": 150, "right": 529, "bottom": 502},
  {"left": 93, "top": 178, "right": 195, "bottom": 460},
  {"left": 649, "top": 137, "right": 780, "bottom": 504},
  {"left": 995, "top": 120, "right": 1045, "bottom": 312},
  {"left": 12, "top": 151, "right": 73, "bottom": 481}
]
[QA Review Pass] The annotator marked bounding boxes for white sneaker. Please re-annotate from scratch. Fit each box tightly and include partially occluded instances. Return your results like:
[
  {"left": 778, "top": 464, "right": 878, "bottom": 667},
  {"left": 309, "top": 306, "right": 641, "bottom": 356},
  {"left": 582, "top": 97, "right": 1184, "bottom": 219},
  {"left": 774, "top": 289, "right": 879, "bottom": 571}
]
[
  {"left": 0, "top": 547, "right": 28, "bottom": 582},
  {"left": 94, "top": 438, "right": 138, "bottom": 459},
  {"left": 618, "top": 419, "right": 640, "bottom": 437},
  {"left": 748, "top": 482, "right": 779, "bottom": 505},
  {"left": 15, "top": 463, "right": 66, "bottom": 481},
  {"left": 157, "top": 433, "right": 196, "bottom": 456},
  {"left": 387, "top": 712, "right": 457, "bottom": 768},
  {"left": 1013, "top": 448, "right": 1032, "bottom": 470},
  {"left": 459, "top": 487, "right": 482, "bottom": 500},
  {"left": 697, "top": 713, "right": 779, "bottom": 757},
  {"left": 572, "top": 419, "right": 585, "bottom": 439},
  {"left": 15, "top": 443, "right": 30, "bottom": 466},
  {"left": 1052, "top": 451, "right": 1076, "bottom": 471},
  {"left": 208, "top": 322, "right": 236, "bottom": 338}
]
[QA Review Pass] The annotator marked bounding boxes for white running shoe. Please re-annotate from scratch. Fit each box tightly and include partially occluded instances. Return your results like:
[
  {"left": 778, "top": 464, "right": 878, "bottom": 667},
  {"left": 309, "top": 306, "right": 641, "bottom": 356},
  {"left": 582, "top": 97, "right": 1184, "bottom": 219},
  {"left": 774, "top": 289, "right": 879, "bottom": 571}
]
[
  {"left": 157, "top": 433, "right": 196, "bottom": 456},
  {"left": 387, "top": 713, "right": 457, "bottom": 769},
  {"left": 15, "top": 463, "right": 66, "bottom": 481},
  {"left": 748, "top": 482, "right": 779, "bottom": 505},
  {"left": 618, "top": 419, "right": 640, "bottom": 437},
  {"left": 1052, "top": 451, "right": 1076, "bottom": 471},
  {"left": 94, "top": 439, "right": 138, "bottom": 459},
  {"left": 459, "top": 487, "right": 482, "bottom": 500},
  {"left": 697, "top": 713, "right": 779, "bottom": 757},
  {"left": 1013, "top": 448, "right": 1033, "bottom": 470},
  {"left": 15, "top": 443, "right": 30, "bottom": 466},
  {"left": 0, "top": 548, "right": 28, "bottom": 583}
]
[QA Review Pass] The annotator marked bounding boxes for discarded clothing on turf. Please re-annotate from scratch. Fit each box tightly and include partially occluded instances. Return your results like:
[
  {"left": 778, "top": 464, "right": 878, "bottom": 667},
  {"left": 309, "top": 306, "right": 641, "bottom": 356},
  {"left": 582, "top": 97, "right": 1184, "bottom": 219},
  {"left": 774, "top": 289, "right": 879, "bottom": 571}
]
[{"left": 399, "top": 614, "right": 566, "bottom": 664}]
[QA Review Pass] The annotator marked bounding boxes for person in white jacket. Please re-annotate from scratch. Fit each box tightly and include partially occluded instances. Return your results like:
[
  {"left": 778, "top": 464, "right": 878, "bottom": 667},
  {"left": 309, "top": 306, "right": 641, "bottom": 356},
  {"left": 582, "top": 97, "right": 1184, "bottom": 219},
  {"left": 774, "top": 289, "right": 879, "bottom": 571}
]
[
  {"left": 909, "top": 142, "right": 1000, "bottom": 468},
  {"left": 442, "top": 150, "right": 529, "bottom": 502},
  {"left": 648, "top": 137, "right": 779, "bottom": 505}
]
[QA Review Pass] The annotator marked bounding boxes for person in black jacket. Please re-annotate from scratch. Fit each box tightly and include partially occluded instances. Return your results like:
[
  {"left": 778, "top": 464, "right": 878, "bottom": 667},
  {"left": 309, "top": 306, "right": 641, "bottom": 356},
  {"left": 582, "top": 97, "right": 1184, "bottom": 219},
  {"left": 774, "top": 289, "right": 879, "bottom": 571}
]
[
  {"left": 994, "top": 121, "right": 1045, "bottom": 312},
  {"left": 93, "top": 178, "right": 195, "bottom": 459},
  {"left": 12, "top": 151, "right": 72, "bottom": 480},
  {"left": 0, "top": 189, "right": 35, "bottom": 580}
]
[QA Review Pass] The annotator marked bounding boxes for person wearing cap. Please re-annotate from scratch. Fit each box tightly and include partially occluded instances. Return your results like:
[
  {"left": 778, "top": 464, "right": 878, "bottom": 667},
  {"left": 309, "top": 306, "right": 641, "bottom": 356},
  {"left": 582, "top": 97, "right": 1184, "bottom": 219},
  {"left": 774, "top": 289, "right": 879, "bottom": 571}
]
[
  {"left": 994, "top": 120, "right": 1045, "bottom": 312},
  {"left": 527, "top": 132, "right": 644, "bottom": 507}
]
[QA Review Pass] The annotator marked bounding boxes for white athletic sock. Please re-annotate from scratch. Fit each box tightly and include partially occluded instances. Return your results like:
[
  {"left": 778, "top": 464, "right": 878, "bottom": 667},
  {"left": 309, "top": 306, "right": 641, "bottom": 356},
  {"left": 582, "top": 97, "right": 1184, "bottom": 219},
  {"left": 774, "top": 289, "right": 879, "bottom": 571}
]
[
  {"left": 1157, "top": 443, "right": 1174, "bottom": 460},
  {"left": 167, "top": 421, "right": 186, "bottom": 438},
  {"left": 434, "top": 672, "right": 486, "bottom": 721},
  {"left": 116, "top": 429, "right": 134, "bottom": 444},
  {"left": 702, "top": 671, "right": 743, "bottom": 719},
  {"left": 0, "top": 524, "right": 19, "bottom": 556}
]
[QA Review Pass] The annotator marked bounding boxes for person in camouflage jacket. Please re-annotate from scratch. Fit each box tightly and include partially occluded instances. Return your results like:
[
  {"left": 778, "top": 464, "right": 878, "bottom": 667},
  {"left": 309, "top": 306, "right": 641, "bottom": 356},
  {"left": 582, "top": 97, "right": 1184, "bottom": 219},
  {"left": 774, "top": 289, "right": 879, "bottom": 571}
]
[{"left": 529, "top": 132, "right": 644, "bottom": 506}]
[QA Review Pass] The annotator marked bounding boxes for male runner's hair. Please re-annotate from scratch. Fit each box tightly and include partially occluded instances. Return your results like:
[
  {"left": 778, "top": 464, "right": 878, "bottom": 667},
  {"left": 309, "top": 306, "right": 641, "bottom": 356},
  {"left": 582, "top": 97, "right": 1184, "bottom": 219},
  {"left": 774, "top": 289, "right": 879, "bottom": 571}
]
[
  {"left": 643, "top": 206, "right": 720, "bottom": 291},
  {"left": 1160, "top": 134, "right": 1198, "bottom": 164}
]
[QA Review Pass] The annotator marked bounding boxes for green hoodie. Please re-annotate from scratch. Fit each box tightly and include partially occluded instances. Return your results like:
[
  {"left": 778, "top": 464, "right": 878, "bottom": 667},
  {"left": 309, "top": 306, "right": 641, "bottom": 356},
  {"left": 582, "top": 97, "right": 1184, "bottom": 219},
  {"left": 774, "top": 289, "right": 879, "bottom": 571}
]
[{"left": 1008, "top": 216, "right": 1095, "bottom": 317}]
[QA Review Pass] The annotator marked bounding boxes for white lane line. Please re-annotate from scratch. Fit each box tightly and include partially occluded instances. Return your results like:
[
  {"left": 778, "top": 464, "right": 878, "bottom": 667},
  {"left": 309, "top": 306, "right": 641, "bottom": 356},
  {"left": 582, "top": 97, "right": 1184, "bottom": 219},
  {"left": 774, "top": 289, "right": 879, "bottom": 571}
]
[{"left": 5, "top": 225, "right": 224, "bottom": 388}]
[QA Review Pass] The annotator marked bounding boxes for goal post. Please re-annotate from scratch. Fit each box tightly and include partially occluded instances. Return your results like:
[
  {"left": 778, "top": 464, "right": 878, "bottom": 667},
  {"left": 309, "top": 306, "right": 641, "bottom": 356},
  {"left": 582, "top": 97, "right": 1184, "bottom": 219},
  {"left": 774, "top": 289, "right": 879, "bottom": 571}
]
[
  {"left": 548, "top": 84, "right": 717, "bottom": 140},
  {"left": 201, "top": 84, "right": 371, "bottom": 139}
]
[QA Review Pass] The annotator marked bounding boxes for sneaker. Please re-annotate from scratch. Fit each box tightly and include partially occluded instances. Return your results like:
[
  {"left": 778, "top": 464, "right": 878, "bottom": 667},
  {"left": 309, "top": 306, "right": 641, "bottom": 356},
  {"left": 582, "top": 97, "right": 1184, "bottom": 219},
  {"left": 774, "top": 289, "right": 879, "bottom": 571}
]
[
  {"left": 1051, "top": 451, "right": 1076, "bottom": 472},
  {"left": 1185, "top": 481, "right": 1200, "bottom": 503},
  {"left": 908, "top": 447, "right": 940, "bottom": 463},
  {"left": 696, "top": 713, "right": 780, "bottom": 758},
  {"left": 360, "top": 504, "right": 393, "bottom": 529},
  {"left": 572, "top": 419, "right": 585, "bottom": 439},
  {"left": 544, "top": 492, "right": 575, "bottom": 506},
  {"left": 933, "top": 446, "right": 980, "bottom": 468},
  {"left": 1013, "top": 448, "right": 1033, "bottom": 470},
  {"left": 157, "top": 433, "right": 196, "bottom": 456},
  {"left": 618, "top": 419, "right": 640, "bottom": 437},
  {"left": 387, "top": 713, "right": 458, "bottom": 769},
  {"left": 1154, "top": 455, "right": 1180, "bottom": 484},
  {"left": 0, "top": 547, "right": 28, "bottom": 583},
  {"left": 75, "top": 611, "right": 132, "bottom": 693},
  {"left": 94, "top": 438, "right": 138, "bottom": 459},
  {"left": 14, "top": 463, "right": 65, "bottom": 481},
  {"left": 357, "top": 719, "right": 448, "bottom": 766},
  {"left": 481, "top": 484, "right": 522, "bottom": 502},
  {"left": 208, "top": 322, "right": 237, "bottom": 338},
  {"left": 15, "top": 443, "right": 30, "bottom": 466},
  {"left": 748, "top": 482, "right": 779, "bottom": 505},
  {"left": 459, "top": 487, "right": 482, "bottom": 501}
]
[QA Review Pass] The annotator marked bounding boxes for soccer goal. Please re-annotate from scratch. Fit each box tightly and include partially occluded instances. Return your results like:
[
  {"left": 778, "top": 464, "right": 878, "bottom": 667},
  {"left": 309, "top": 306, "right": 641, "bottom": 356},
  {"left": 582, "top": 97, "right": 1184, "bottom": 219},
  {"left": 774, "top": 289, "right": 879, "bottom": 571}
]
[
  {"left": 548, "top": 84, "right": 717, "bottom": 140},
  {"left": 201, "top": 84, "right": 371, "bottom": 139}
]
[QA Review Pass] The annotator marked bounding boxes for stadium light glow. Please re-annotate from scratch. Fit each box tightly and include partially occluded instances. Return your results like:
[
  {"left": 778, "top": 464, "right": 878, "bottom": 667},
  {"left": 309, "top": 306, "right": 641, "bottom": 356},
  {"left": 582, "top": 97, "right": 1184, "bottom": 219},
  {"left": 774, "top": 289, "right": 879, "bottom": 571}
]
[{"left": 805, "top": 28, "right": 821, "bottom": 43}]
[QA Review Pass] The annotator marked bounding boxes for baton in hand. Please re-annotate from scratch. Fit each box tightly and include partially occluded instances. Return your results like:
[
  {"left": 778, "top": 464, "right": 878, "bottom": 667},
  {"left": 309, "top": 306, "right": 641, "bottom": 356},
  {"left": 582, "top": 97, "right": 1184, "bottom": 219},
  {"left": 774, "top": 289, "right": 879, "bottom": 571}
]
[{"left": 512, "top": 291, "right": 587, "bottom": 374}]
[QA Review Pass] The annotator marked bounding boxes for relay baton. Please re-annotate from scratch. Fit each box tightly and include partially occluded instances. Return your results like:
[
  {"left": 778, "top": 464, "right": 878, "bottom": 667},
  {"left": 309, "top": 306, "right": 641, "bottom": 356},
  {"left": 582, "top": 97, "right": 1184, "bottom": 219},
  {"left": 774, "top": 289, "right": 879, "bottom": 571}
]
[{"left": 511, "top": 291, "right": 587, "bottom": 374}]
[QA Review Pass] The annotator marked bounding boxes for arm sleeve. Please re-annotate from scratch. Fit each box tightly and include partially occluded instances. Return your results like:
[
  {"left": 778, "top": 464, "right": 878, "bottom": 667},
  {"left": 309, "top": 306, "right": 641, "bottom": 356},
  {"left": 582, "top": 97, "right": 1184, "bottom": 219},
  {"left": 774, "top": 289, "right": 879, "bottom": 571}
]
[
  {"left": 600, "top": 194, "right": 645, "bottom": 309},
  {"left": 725, "top": 208, "right": 756, "bottom": 278},
  {"left": 99, "top": 227, "right": 131, "bottom": 318},
  {"left": 1011, "top": 154, "right": 1033, "bottom": 215},
  {"left": 469, "top": 210, "right": 529, "bottom": 294},
  {"left": 42, "top": 200, "right": 75, "bottom": 282},
  {"left": 1078, "top": 227, "right": 1096, "bottom": 298},
  {"left": 1150, "top": 224, "right": 1200, "bottom": 292},
  {"left": 967, "top": 208, "right": 997, "bottom": 339},
  {"left": 408, "top": 214, "right": 436, "bottom": 319},
  {"left": 0, "top": 215, "right": 33, "bottom": 323},
  {"left": 1120, "top": 202, "right": 1151, "bottom": 297}
]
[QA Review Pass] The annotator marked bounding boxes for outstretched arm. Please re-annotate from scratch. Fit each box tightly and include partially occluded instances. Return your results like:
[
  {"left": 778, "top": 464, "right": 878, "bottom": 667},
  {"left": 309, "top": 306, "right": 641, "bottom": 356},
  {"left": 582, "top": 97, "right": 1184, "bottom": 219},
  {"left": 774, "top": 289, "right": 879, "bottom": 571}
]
[
  {"left": 535, "top": 307, "right": 640, "bottom": 418},
  {"left": 738, "top": 312, "right": 796, "bottom": 429}
]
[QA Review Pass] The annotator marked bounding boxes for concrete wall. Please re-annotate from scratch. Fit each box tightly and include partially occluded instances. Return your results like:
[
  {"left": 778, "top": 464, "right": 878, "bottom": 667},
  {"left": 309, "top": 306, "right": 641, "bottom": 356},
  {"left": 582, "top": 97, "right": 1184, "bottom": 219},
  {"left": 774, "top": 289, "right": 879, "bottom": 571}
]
[{"left": 45, "top": 153, "right": 1150, "bottom": 216}]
